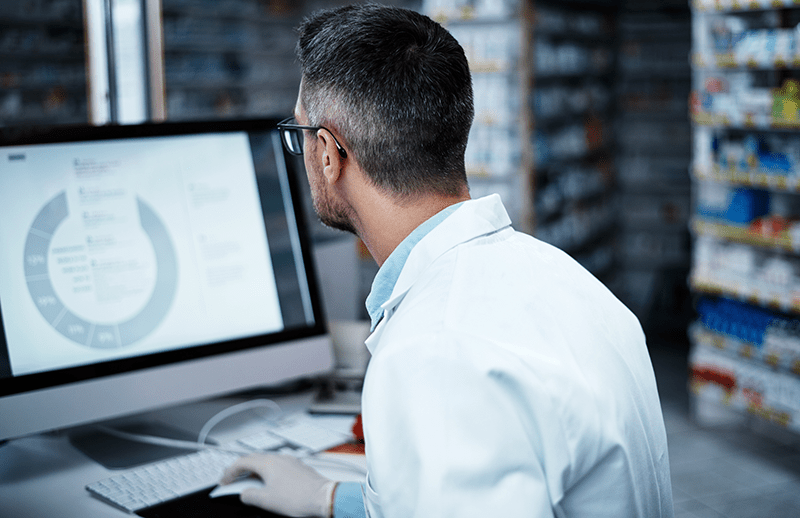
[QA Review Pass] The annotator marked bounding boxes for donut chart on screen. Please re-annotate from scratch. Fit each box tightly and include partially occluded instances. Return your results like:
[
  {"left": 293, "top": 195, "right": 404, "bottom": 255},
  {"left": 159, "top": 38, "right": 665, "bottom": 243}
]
[{"left": 23, "top": 191, "right": 178, "bottom": 348}]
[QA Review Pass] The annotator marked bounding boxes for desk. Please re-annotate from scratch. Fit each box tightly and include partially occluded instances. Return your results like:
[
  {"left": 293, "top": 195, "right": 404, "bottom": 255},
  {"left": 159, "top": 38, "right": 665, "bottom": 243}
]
[{"left": 0, "top": 391, "right": 365, "bottom": 518}]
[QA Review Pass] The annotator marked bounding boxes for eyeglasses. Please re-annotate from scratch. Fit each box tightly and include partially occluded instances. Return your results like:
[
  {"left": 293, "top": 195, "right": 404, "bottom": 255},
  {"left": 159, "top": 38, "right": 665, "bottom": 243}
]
[{"left": 277, "top": 117, "right": 348, "bottom": 158}]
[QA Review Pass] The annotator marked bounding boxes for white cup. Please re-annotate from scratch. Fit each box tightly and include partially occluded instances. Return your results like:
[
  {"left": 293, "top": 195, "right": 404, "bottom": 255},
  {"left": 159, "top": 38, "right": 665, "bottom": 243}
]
[{"left": 328, "top": 320, "right": 371, "bottom": 377}]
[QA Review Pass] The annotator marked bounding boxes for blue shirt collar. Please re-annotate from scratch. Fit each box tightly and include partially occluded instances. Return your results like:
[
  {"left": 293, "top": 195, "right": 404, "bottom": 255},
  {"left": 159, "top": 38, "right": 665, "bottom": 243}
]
[{"left": 365, "top": 202, "right": 463, "bottom": 331}]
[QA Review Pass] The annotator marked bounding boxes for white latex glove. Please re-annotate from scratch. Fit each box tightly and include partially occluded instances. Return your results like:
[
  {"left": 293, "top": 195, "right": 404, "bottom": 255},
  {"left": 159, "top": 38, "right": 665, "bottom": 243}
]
[{"left": 220, "top": 453, "right": 336, "bottom": 517}]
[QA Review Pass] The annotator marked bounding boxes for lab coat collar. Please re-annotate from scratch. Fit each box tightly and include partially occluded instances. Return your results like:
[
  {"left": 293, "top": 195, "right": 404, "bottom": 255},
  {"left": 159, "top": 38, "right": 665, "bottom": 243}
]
[
  {"left": 364, "top": 194, "right": 511, "bottom": 355},
  {"left": 365, "top": 202, "right": 463, "bottom": 331}
]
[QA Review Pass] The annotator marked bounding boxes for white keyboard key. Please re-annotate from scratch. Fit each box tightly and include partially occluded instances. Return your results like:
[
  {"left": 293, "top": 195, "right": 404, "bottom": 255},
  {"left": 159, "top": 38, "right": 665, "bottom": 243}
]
[
  {"left": 237, "top": 430, "right": 286, "bottom": 451},
  {"left": 266, "top": 416, "right": 352, "bottom": 452}
]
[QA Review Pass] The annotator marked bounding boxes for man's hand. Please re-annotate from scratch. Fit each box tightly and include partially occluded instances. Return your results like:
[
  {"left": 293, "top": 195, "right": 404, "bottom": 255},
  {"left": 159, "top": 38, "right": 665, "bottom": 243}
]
[{"left": 220, "top": 453, "right": 336, "bottom": 517}]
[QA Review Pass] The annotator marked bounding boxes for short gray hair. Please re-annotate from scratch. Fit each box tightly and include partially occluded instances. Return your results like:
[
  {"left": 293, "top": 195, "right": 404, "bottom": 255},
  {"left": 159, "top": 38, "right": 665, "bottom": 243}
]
[{"left": 297, "top": 3, "right": 474, "bottom": 199}]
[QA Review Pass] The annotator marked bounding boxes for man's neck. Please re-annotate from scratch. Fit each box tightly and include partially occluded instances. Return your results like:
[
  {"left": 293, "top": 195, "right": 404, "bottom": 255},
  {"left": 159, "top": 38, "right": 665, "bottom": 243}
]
[{"left": 357, "top": 190, "right": 470, "bottom": 266}]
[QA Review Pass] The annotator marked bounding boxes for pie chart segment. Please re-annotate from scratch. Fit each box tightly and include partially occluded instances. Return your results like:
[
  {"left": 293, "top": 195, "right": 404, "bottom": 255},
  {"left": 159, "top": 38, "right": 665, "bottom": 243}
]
[{"left": 24, "top": 191, "right": 177, "bottom": 348}]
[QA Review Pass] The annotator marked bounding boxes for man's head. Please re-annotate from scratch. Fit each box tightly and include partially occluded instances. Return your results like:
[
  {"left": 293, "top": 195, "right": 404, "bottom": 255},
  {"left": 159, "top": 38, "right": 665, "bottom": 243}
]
[{"left": 295, "top": 3, "right": 474, "bottom": 201}]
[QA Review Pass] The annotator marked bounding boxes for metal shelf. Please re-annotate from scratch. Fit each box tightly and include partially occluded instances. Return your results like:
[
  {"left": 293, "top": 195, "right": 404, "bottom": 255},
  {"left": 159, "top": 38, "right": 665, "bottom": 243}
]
[
  {"left": 693, "top": 165, "right": 800, "bottom": 193},
  {"left": 691, "top": 277, "right": 800, "bottom": 315},
  {"left": 691, "top": 217, "right": 800, "bottom": 254},
  {"left": 692, "top": 0, "right": 800, "bottom": 14}
]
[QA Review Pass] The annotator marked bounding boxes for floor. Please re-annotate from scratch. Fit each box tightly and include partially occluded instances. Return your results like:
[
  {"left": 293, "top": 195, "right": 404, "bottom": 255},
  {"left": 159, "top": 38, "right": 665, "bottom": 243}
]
[{"left": 651, "top": 346, "right": 800, "bottom": 518}]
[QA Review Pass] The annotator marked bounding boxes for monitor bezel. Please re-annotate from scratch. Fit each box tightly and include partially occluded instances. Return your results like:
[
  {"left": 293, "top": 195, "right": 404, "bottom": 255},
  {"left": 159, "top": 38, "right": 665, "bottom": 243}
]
[{"left": 0, "top": 118, "right": 330, "bottom": 403}]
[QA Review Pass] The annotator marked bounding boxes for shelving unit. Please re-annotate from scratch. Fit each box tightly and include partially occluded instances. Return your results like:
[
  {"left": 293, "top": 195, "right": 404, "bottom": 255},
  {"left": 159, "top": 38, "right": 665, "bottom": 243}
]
[
  {"left": 161, "top": 0, "right": 304, "bottom": 121},
  {"left": 689, "top": 0, "right": 800, "bottom": 432},
  {"left": 532, "top": 1, "right": 618, "bottom": 278},
  {"left": 0, "top": 0, "right": 87, "bottom": 127},
  {"left": 614, "top": 4, "right": 693, "bottom": 337},
  {"left": 423, "top": 0, "right": 618, "bottom": 269},
  {"left": 423, "top": 0, "right": 532, "bottom": 231}
]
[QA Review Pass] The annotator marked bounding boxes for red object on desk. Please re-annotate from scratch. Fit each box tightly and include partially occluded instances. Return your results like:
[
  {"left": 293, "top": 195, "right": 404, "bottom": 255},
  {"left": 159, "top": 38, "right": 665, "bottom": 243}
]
[
  {"left": 352, "top": 413, "right": 364, "bottom": 442},
  {"left": 326, "top": 414, "right": 365, "bottom": 455}
]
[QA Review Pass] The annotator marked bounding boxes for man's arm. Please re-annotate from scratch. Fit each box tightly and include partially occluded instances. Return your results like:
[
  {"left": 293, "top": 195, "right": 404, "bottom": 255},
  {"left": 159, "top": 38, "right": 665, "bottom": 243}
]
[{"left": 333, "top": 481, "right": 366, "bottom": 518}]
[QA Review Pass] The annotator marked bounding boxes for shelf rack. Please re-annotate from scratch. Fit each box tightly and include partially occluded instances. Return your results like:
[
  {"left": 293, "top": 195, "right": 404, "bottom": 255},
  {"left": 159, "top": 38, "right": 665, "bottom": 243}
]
[
  {"left": 0, "top": 0, "right": 88, "bottom": 127},
  {"left": 690, "top": 0, "right": 800, "bottom": 433},
  {"left": 160, "top": 0, "right": 303, "bottom": 122}
]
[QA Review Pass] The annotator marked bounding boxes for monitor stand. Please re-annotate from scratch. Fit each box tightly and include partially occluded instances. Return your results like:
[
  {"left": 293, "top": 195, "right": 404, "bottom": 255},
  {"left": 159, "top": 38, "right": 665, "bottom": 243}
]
[
  {"left": 69, "top": 421, "right": 199, "bottom": 470},
  {"left": 307, "top": 373, "right": 362, "bottom": 415}
]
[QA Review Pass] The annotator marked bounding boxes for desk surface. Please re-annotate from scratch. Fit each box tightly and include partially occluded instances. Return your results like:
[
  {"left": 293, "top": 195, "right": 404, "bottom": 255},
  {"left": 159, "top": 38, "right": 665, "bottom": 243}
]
[{"left": 0, "top": 392, "right": 365, "bottom": 518}]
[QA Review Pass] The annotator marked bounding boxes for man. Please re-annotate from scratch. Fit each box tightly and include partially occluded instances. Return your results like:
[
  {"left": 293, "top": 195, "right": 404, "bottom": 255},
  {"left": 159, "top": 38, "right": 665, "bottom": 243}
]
[{"left": 220, "top": 4, "right": 673, "bottom": 517}]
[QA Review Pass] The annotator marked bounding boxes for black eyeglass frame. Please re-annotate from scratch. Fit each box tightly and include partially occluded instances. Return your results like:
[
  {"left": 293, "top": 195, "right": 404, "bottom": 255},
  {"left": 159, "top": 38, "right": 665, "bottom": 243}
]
[{"left": 277, "top": 117, "right": 348, "bottom": 159}]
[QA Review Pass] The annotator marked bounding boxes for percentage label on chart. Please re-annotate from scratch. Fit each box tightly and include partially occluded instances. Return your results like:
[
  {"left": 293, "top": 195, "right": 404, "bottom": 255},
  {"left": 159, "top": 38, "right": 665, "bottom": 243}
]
[
  {"left": 27, "top": 254, "right": 45, "bottom": 266},
  {"left": 96, "top": 332, "right": 115, "bottom": 344},
  {"left": 37, "top": 295, "right": 57, "bottom": 307},
  {"left": 67, "top": 324, "right": 85, "bottom": 335}
]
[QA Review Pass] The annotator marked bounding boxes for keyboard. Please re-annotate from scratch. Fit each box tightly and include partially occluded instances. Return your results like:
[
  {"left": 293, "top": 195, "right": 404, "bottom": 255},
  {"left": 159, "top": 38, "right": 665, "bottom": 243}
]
[
  {"left": 86, "top": 416, "right": 352, "bottom": 513},
  {"left": 86, "top": 448, "right": 239, "bottom": 512}
]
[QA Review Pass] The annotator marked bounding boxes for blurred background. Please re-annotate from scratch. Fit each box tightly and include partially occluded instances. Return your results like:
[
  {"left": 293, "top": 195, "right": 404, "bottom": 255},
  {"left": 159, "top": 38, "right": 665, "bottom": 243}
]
[{"left": 2, "top": 0, "right": 800, "bottom": 514}]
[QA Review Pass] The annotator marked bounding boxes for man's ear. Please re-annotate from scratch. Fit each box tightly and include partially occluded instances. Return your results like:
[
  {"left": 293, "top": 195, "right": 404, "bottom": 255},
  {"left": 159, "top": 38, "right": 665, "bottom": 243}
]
[{"left": 318, "top": 129, "right": 343, "bottom": 185}]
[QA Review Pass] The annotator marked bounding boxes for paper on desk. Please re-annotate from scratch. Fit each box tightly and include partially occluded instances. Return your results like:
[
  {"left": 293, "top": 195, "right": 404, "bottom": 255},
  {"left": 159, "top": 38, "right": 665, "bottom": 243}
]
[
  {"left": 304, "top": 414, "right": 358, "bottom": 436},
  {"left": 302, "top": 414, "right": 365, "bottom": 482}
]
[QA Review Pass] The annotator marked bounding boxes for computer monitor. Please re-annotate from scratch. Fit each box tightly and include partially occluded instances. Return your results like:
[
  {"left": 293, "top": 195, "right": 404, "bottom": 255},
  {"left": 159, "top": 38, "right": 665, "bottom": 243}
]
[{"left": 0, "top": 119, "right": 335, "bottom": 445}]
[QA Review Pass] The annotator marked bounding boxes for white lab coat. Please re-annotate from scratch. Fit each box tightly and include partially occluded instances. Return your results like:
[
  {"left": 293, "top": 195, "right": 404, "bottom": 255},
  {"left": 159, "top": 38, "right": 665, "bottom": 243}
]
[{"left": 361, "top": 194, "right": 673, "bottom": 518}]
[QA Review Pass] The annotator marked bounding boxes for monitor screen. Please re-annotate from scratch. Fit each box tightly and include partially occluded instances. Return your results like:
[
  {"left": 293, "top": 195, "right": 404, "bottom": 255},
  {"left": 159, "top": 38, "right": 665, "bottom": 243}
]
[{"left": 0, "top": 119, "right": 334, "bottom": 442}]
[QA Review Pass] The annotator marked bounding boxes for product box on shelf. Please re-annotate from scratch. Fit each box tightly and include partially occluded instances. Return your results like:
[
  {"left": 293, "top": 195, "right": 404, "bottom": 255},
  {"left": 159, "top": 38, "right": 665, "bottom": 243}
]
[
  {"left": 693, "top": 179, "right": 800, "bottom": 249},
  {"left": 449, "top": 22, "right": 520, "bottom": 73},
  {"left": 692, "top": 235, "right": 800, "bottom": 309},
  {"left": 696, "top": 182, "right": 771, "bottom": 223},
  {"left": 694, "top": 297, "right": 800, "bottom": 373},
  {"left": 696, "top": 0, "right": 800, "bottom": 10},
  {"left": 465, "top": 124, "right": 519, "bottom": 178},
  {"left": 690, "top": 342, "right": 800, "bottom": 431},
  {"left": 691, "top": 77, "right": 800, "bottom": 129},
  {"left": 423, "top": 0, "right": 519, "bottom": 21}
]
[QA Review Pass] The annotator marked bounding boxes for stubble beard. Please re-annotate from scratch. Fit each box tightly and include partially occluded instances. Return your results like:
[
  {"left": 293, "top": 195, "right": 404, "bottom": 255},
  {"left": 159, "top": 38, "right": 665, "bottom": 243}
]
[
  {"left": 304, "top": 143, "right": 358, "bottom": 235},
  {"left": 312, "top": 182, "right": 357, "bottom": 236}
]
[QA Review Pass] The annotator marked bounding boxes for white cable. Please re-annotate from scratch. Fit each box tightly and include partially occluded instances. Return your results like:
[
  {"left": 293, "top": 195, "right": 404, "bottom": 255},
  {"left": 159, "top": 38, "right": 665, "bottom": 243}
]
[
  {"left": 197, "top": 398, "right": 283, "bottom": 446},
  {"left": 95, "top": 398, "right": 361, "bottom": 472},
  {"left": 95, "top": 425, "right": 250, "bottom": 455}
]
